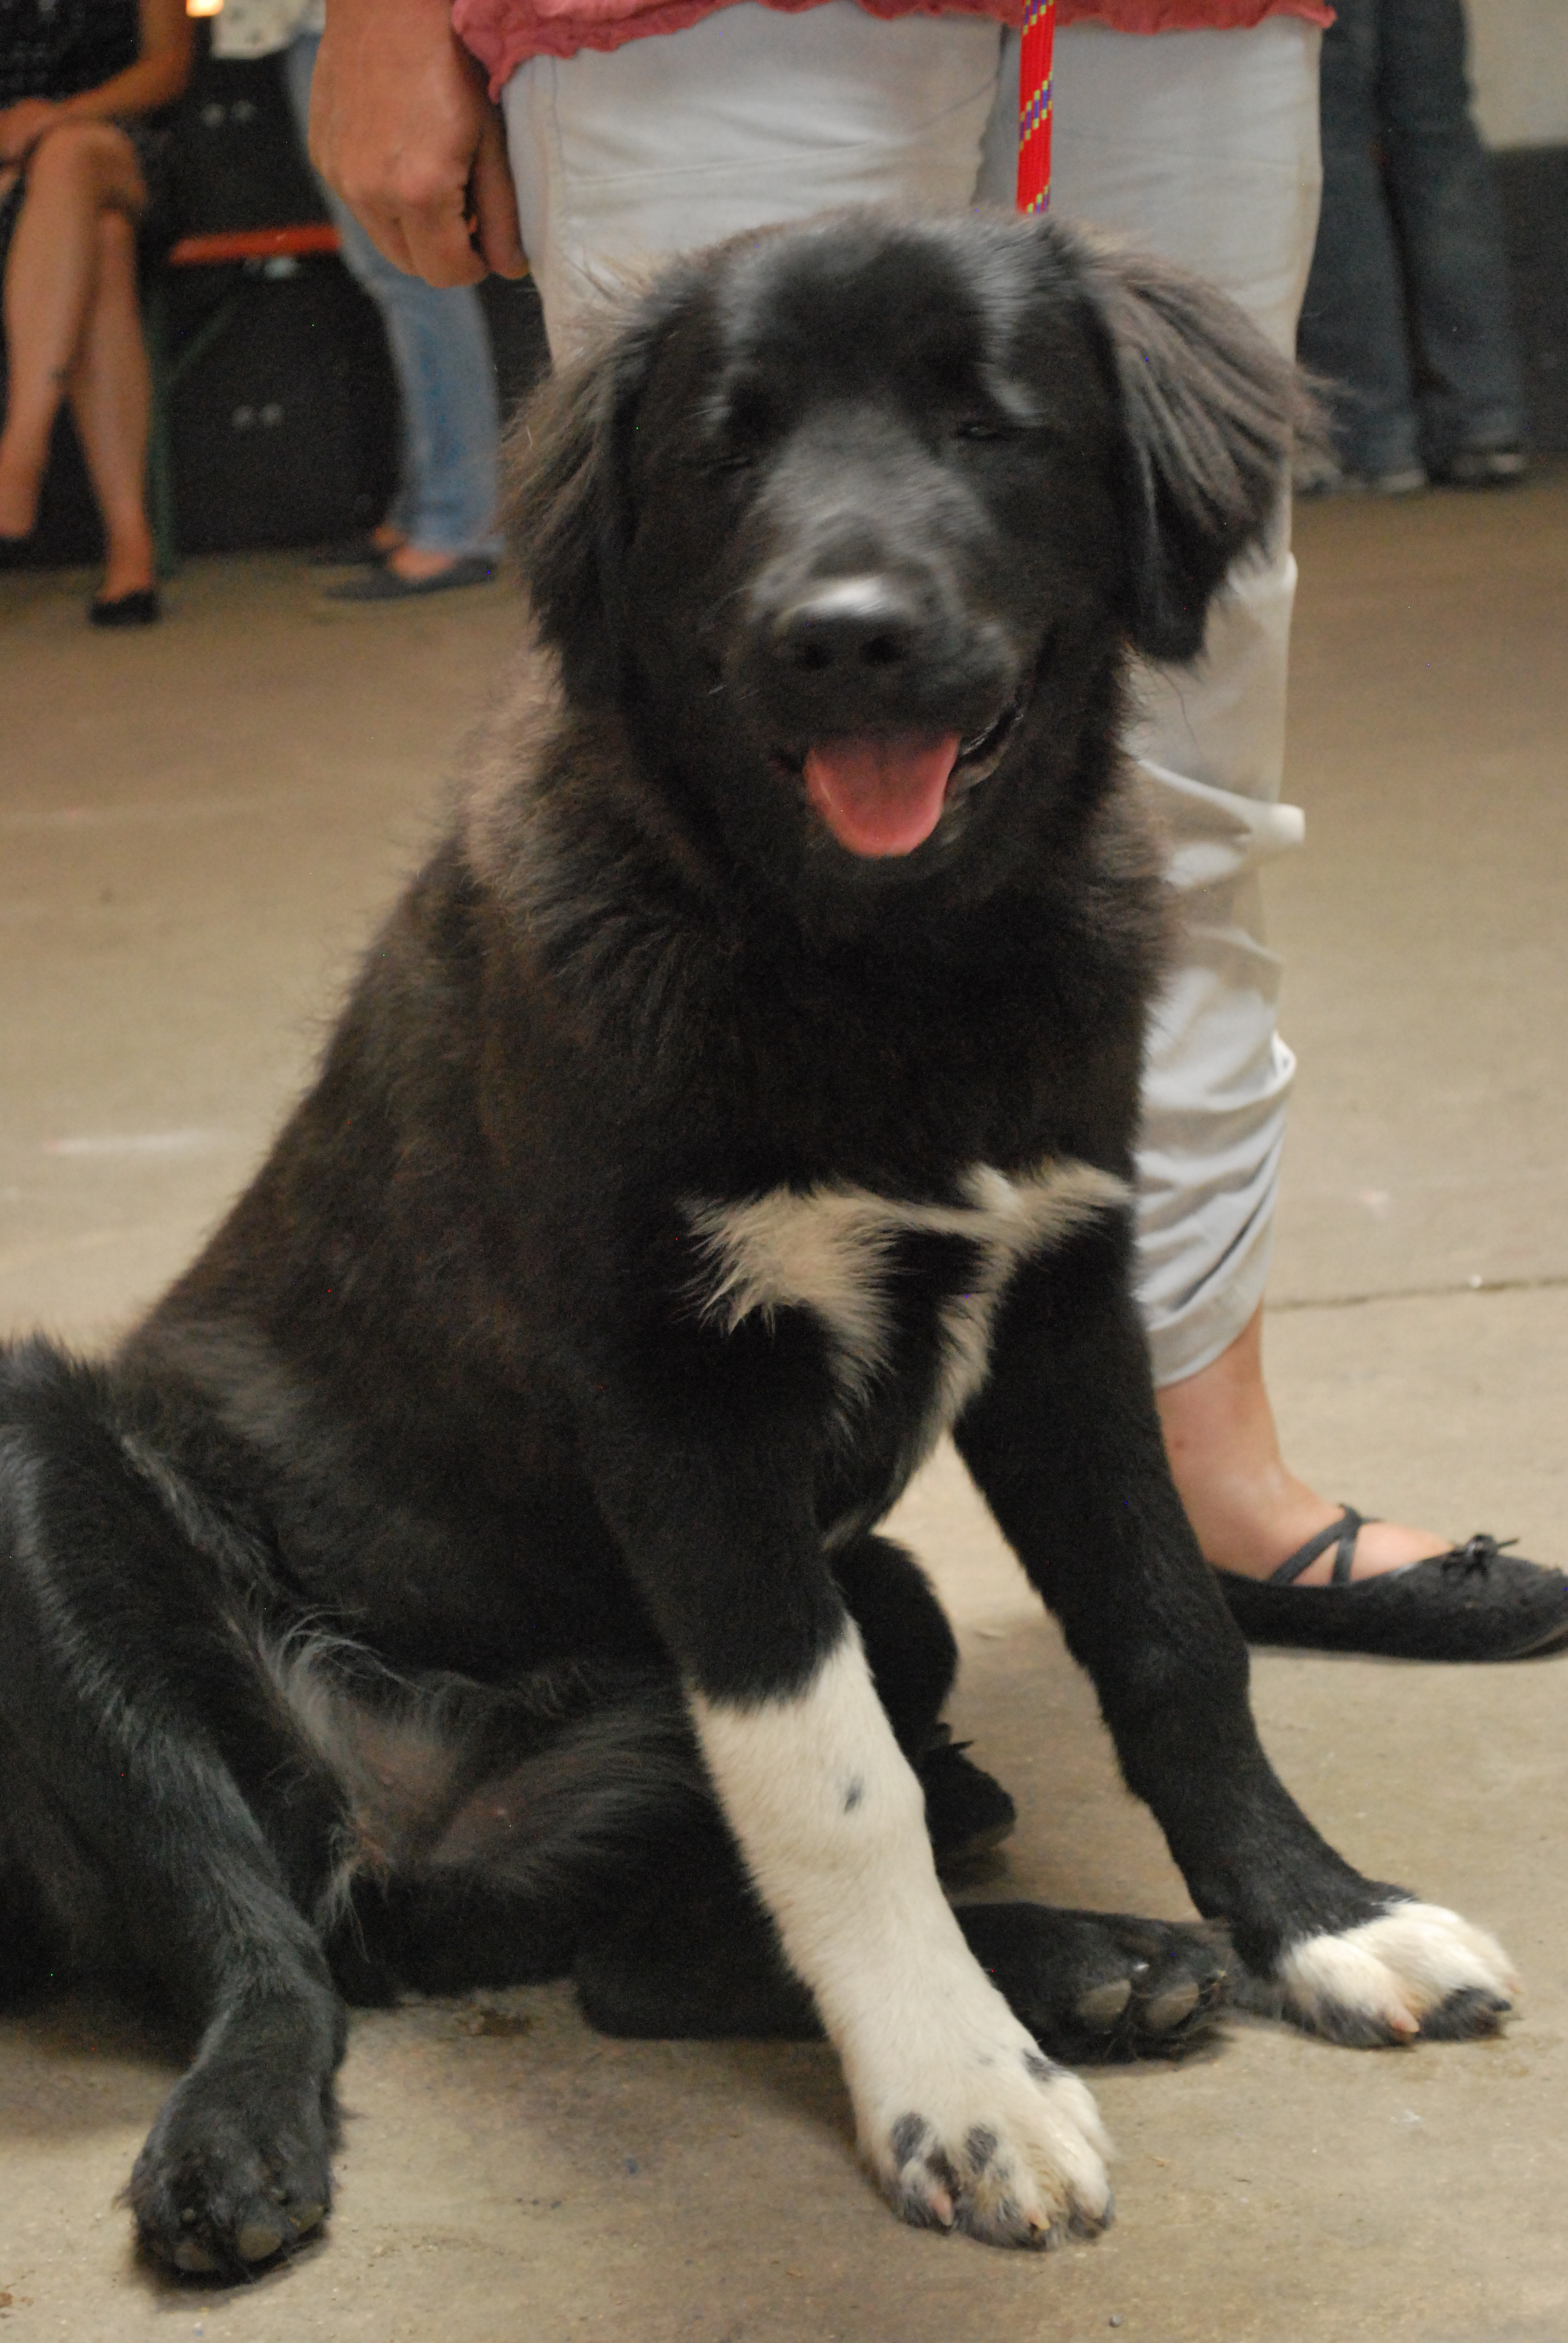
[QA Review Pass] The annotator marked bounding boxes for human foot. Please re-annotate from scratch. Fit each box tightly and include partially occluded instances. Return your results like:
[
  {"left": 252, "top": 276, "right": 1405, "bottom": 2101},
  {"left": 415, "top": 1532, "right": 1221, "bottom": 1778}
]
[
  {"left": 1155, "top": 1306, "right": 1451, "bottom": 1585},
  {"left": 387, "top": 544, "right": 469, "bottom": 584},
  {"left": 1172, "top": 1478, "right": 1448, "bottom": 1587},
  {"left": 100, "top": 526, "right": 155, "bottom": 603}
]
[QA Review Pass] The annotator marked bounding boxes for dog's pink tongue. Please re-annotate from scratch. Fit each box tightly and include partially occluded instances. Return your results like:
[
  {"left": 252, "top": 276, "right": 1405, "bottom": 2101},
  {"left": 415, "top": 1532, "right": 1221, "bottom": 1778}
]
[{"left": 803, "top": 733, "right": 961, "bottom": 858}]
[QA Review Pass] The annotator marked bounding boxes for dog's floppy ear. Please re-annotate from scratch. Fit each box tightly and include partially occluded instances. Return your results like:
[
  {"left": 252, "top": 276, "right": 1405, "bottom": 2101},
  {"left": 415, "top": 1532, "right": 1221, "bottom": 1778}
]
[
  {"left": 505, "top": 271, "right": 701, "bottom": 705},
  {"left": 1061, "top": 228, "right": 1319, "bottom": 664}
]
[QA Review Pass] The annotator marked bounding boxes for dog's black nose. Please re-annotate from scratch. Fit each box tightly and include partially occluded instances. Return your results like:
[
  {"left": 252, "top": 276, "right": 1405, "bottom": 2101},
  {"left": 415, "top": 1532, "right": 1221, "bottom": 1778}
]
[{"left": 770, "top": 575, "right": 920, "bottom": 675}]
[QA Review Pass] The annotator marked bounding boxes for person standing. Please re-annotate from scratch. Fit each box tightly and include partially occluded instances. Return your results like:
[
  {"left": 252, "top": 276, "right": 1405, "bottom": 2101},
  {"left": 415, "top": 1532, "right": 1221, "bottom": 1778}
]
[
  {"left": 215, "top": 0, "right": 503, "bottom": 595},
  {"left": 1298, "top": 0, "right": 1528, "bottom": 493}
]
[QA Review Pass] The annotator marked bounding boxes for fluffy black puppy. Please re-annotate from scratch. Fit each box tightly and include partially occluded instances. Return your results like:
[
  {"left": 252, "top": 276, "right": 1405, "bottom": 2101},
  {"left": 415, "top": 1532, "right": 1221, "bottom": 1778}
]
[{"left": 0, "top": 211, "right": 1515, "bottom": 2274}]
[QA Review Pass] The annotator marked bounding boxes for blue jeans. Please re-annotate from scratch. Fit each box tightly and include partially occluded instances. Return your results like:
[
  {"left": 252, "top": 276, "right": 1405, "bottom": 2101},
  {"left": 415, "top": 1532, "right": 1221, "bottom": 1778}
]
[
  {"left": 1297, "top": 0, "right": 1524, "bottom": 478},
  {"left": 284, "top": 34, "right": 501, "bottom": 557}
]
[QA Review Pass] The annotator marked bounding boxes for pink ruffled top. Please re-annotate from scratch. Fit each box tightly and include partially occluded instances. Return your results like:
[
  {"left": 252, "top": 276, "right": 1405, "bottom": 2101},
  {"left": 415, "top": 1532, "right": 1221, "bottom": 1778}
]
[{"left": 456, "top": 0, "right": 1331, "bottom": 99}]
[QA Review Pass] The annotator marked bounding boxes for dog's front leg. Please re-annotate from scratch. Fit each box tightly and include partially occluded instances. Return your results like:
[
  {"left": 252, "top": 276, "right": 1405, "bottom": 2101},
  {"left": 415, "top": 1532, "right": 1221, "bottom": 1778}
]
[
  {"left": 956, "top": 1219, "right": 1517, "bottom": 2046},
  {"left": 586, "top": 1405, "right": 1112, "bottom": 2248}
]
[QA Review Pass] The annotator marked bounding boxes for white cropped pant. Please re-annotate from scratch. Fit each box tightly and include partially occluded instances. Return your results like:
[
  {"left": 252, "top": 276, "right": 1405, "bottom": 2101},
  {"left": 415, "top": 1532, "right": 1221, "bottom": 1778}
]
[{"left": 500, "top": 8, "right": 1322, "bottom": 1384}]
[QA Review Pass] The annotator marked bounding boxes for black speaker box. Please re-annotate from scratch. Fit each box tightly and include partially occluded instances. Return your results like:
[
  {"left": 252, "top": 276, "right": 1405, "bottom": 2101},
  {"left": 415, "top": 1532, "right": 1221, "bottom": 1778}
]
[
  {"left": 5, "top": 36, "right": 550, "bottom": 568},
  {"left": 170, "top": 45, "right": 327, "bottom": 240},
  {"left": 162, "top": 254, "right": 398, "bottom": 553}
]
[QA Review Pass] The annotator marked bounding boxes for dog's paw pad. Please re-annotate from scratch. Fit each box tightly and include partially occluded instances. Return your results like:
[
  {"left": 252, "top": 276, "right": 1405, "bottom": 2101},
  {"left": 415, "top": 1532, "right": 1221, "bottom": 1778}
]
[
  {"left": 146, "top": 2186, "right": 326, "bottom": 2278},
  {"left": 170, "top": 2237, "right": 222, "bottom": 2275},
  {"left": 1140, "top": 1976, "right": 1202, "bottom": 2033},
  {"left": 232, "top": 2212, "right": 321, "bottom": 2268},
  {"left": 1074, "top": 1979, "right": 1134, "bottom": 2028},
  {"left": 131, "top": 2063, "right": 335, "bottom": 2279},
  {"left": 965, "top": 1907, "right": 1229, "bottom": 2063},
  {"left": 1278, "top": 1901, "right": 1518, "bottom": 2046}
]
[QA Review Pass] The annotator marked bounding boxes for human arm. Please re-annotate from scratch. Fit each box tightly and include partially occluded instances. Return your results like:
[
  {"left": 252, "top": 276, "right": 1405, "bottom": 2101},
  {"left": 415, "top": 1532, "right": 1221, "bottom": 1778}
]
[
  {"left": 309, "top": 0, "right": 526, "bottom": 285},
  {"left": 0, "top": 0, "right": 194, "bottom": 163}
]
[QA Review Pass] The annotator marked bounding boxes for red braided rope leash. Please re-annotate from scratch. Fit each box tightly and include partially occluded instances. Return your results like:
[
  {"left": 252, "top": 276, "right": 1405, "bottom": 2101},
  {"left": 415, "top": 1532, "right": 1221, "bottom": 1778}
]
[{"left": 1016, "top": 0, "right": 1057, "bottom": 214}]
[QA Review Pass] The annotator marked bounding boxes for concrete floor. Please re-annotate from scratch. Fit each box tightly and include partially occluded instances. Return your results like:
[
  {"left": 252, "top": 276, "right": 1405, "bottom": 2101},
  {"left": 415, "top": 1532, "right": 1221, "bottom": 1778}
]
[{"left": 1, "top": 472, "right": 1566, "bottom": 2343}]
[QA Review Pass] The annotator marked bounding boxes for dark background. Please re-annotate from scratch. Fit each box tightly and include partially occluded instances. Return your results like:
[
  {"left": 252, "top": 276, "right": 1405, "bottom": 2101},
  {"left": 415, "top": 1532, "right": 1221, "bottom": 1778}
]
[
  {"left": 3, "top": 40, "right": 1561, "bottom": 570},
  {"left": 4, "top": 39, "right": 549, "bottom": 568}
]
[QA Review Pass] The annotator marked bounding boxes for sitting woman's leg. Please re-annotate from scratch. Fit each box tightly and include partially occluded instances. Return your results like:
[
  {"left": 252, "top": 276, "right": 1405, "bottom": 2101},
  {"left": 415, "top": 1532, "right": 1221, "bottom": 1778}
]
[
  {"left": 0, "top": 121, "right": 151, "bottom": 576},
  {"left": 66, "top": 208, "right": 155, "bottom": 598}
]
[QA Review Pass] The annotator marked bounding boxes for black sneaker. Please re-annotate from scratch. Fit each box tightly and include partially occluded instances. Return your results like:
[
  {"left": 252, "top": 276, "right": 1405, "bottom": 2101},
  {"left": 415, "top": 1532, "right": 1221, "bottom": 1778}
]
[{"left": 1434, "top": 447, "right": 1529, "bottom": 488}]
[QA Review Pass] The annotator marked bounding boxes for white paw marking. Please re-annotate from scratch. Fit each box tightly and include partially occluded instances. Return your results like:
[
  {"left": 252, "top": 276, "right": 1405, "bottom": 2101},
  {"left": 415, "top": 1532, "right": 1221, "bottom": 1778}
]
[
  {"left": 1280, "top": 1901, "right": 1518, "bottom": 2039},
  {"left": 691, "top": 1631, "right": 1113, "bottom": 2248},
  {"left": 686, "top": 1158, "right": 1127, "bottom": 1420},
  {"left": 869, "top": 2033, "right": 1114, "bottom": 2247}
]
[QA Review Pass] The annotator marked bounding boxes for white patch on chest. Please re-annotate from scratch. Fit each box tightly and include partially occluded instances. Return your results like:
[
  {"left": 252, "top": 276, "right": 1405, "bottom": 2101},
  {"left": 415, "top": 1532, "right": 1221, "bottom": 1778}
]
[{"left": 685, "top": 1158, "right": 1128, "bottom": 1421}]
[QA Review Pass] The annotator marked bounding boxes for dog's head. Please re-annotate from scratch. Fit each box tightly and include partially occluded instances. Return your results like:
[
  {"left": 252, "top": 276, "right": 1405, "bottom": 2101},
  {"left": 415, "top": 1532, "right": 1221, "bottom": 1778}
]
[{"left": 509, "top": 211, "right": 1312, "bottom": 897}]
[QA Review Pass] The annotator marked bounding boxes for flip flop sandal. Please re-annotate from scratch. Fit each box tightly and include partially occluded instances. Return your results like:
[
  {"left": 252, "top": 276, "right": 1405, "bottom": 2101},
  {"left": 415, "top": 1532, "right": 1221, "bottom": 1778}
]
[{"left": 1215, "top": 1506, "right": 1568, "bottom": 1661}]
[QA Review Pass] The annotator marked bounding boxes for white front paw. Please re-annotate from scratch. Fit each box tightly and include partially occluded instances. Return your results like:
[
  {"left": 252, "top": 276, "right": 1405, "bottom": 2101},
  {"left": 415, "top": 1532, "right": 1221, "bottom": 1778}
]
[
  {"left": 861, "top": 2029, "right": 1114, "bottom": 2249},
  {"left": 1278, "top": 1900, "right": 1518, "bottom": 2046}
]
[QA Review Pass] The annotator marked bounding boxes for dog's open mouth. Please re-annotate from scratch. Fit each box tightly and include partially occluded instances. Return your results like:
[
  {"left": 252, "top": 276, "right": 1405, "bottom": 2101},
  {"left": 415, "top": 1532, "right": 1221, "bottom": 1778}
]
[{"left": 788, "top": 690, "right": 1026, "bottom": 859}]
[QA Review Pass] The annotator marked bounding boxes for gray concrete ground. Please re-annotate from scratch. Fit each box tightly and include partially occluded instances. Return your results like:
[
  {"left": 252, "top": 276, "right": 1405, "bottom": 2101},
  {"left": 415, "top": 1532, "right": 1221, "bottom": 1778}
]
[{"left": 1, "top": 472, "right": 1566, "bottom": 2343}]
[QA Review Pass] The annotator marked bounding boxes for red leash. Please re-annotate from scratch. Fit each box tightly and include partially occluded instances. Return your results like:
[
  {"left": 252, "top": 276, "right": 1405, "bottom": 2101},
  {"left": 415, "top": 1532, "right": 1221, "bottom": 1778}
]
[{"left": 1016, "top": 0, "right": 1057, "bottom": 213}]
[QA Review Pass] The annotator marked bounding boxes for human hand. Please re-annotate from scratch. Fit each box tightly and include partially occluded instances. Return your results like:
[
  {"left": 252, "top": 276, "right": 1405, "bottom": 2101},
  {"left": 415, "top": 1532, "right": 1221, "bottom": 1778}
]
[
  {"left": 310, "top": 0, "right": 526, "bottom": 286},
  {"left": 0, "top": 98, "right": 62, "bottom": 165}
]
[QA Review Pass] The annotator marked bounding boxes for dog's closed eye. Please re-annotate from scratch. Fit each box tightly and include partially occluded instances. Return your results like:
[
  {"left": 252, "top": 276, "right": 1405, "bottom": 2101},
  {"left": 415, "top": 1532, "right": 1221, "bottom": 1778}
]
[{"left": 950, "top": 417, "right": 1018, "bottom": 445}]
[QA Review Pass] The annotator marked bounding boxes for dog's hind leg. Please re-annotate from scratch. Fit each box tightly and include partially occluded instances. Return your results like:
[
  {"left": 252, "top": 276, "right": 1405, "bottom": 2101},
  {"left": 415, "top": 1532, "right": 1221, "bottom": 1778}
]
[
  {"left": 0, "top": 1342, "right": 348, "bottom": 2275},
  {"left": 575, "top": 1812, "right": 823, "bottom": 2041},
  {"left": 575, "top": 1806, "right": 1225, "bottom": 2062},
  {"left": 0, "top": 1715, "right": 135, "bottom": 2000},
  {"left": 828, "top": 1533, "right": 1021, "bottom": 1865},
  {"left": 328, "top": 1673, "right": 711, "bottom": 1999},
  {"left": 832, "top": 1533, "right": 1017, "bottom": 1863},
  {"left": 831, "top": 1534, "right": 959, "bottom": 1757}
]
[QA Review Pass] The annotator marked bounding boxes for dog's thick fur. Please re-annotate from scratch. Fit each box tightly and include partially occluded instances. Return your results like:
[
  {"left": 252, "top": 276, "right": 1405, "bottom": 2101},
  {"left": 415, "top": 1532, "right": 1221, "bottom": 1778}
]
[{"left": 0, "top": 212, "right": 1515, "bottom": 2272}]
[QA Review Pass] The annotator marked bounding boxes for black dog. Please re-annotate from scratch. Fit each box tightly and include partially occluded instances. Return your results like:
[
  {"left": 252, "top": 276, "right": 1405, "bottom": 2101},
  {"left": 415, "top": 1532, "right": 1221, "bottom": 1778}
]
[{"left": 0, "top": 210, "right": 1515, "bottom": 2274}]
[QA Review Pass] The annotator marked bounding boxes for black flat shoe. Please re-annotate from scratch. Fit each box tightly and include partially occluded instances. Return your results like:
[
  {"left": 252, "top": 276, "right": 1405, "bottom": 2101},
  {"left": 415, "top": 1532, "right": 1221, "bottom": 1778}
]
[
  {"left": 307, "top": 531, "right": 394, "bottom": 569},
  {"left": 90, "top": 586, "right": 160, "bottom": 628},
  {"left": 1434, "top": 446, "right": 1528, "bottom": 489},
  {"left": 322, "top": 553, "right": 496, "bottom": 602},
  {"left": 1215, "top": 1506, "right": 1568, "bottom": 1662}
]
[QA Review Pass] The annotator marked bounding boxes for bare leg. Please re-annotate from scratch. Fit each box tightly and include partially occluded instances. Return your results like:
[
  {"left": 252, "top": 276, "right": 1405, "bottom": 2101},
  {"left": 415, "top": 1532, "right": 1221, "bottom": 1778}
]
[
  {"left": 387, "top": 544, "right": 467, "bottom": 581},
  {"left": 1156, "top": 1304, "right": 1448, "bottom": 1583},
  {"left": 0, "top": 122, "right": 146, "bottom": 544},
  {"left": 67, "top": 211, "right": 155, "bottom": 598}
]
